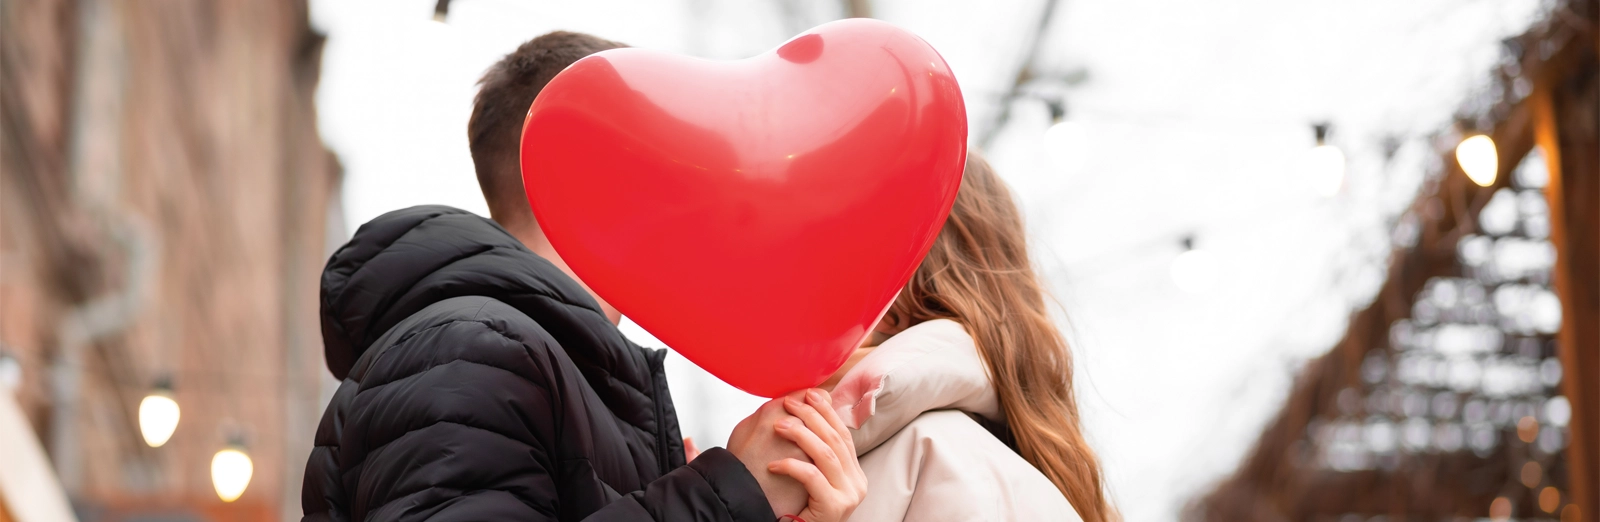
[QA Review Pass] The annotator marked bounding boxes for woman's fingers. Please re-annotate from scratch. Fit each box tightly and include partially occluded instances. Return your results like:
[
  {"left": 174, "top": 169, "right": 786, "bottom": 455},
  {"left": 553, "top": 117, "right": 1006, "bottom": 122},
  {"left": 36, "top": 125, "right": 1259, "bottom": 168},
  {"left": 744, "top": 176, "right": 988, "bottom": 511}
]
[
  {"left": 768, "top": 458, "right": 844, "bottom": 520},
  {"left": 775, "top": 388, "right": 868, "bottom": 522},
  {"left": 769, "top": 456, "right": 865, "bottom": 522},
  {"left": 773, "top": 412, "right": 844, "bottom": 484},
  {"left": 802, "top": 390, "right": 867, "bottom": 517},
  {"left": 784, "top": 391, "right": 847, "bottom": 455},
  {"left": 786, "top": 389, "right": 862, "bottom": 485},
  {"left": 768, "top": 458, "right": 829, "bottom": 494},
  {"left": 806, "top": 389, "right": 857, "bottom": 456}
]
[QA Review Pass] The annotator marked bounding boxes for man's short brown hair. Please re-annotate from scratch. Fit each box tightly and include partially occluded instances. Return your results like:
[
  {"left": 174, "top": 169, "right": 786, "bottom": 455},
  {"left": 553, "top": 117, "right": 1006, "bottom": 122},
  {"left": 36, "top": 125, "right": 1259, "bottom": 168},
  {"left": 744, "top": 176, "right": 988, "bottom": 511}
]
[{"left": 469, "top": 31, "right": 625, "bottom": 227}]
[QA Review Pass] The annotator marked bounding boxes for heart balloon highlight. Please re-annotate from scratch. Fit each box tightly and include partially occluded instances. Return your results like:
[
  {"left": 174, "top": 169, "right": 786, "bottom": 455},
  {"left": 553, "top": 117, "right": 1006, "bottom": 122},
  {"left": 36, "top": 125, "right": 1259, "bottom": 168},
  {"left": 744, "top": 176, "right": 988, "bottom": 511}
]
[{"left": 521, "top": 19, "right": 966, "bottom": 397}]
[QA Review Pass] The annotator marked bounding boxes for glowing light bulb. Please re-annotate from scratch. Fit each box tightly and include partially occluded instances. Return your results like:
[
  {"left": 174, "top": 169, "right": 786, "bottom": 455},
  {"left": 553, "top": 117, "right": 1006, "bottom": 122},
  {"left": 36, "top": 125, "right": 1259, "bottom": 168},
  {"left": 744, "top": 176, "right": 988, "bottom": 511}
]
[
  {"left": 138, "top": 389, "right": 180, "bottom": 447},
  {"left": 212, "top": 446, "right": 254, "bottom": 502},
  {"left": 1457, "top": 135, "right": 1498, "bottom": 187},
  {"left": 1170, "top": 244, "right": 1220, "bottom": 294},
  {"left": 1042, "top": 120, "right": 1088, "bottom": 170},
  {"left": 1305, "top": 144, "right": 1345, "bottom": 197}
]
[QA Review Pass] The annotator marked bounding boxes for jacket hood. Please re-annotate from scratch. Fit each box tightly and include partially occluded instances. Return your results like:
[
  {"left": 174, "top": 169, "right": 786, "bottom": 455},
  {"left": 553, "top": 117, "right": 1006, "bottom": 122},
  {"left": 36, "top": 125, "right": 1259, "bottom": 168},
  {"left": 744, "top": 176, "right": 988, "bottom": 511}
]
[
  {"left": 829, "top": 319, "right": 1003, "bottom": 453},
  {"left": 318, "top": 205, "right": 607, "bottom": 380}
]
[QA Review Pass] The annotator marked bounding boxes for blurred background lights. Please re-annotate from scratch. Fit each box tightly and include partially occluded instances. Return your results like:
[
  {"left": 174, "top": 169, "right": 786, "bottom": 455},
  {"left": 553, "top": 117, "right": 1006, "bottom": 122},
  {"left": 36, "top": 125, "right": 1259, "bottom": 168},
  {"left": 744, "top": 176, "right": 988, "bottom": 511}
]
[
  {"left": 1170, "top": 236, "right": 1221, "bottom": 294},
  {"left": 1490, "top": 496, "right": 1512, "bottom": 521},
  {"left": 1435, "top": 423, "right": 1465, "bottom": 452},
  {"left": 1042, "top": 111, "right": 1089, "bottom": 171},
  {"left": 1469, "top": 424, "right": 1498, "bottom": 456},
  {"left": 1541, "top": 487, "right": 1561, "bottom": 513},
  {"left": 1522, "top": 460, "right": 1543, "bottom": 488},
  {"left": 1544, "top": 396, "right": 1571, "bottom": 427},
  {"left": 0, "top": 351, "right": 20, "bottom": 391},
  {"left": 1517, "top": 148, "right": 1550, "bottom": 188},
  {"left": 1457, "top": 134, "right": 1499, "bottom": 187},
  {"left": 211, "top": 441, "right": 254, "bottom": 503},
  {"left": 1518, "top": 415, "right": 1540, "bottom": 443},
  {"left": 1538, "top": 424, "right": 1566, "bottom": 454},
  {"left": 138, "top": 377, "right": 180, "bottom": 448},
  {"left": 1305, "top": 123, "right": 1345, "bottom": 197},
  {"left": 1539, "top": 358, "right": 1564, "bottom": 386}
]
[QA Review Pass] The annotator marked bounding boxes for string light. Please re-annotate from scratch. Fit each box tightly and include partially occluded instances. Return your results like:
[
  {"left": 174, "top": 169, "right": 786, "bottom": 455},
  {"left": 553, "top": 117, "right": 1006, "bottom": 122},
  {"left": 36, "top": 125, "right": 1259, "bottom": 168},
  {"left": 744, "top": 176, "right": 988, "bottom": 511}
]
[
  {"left": 212, "top": 436, "right": 254, "bottom": 503},
  {"left": 1456, "top": 134, "right": 1498, "bottom": 187},
  {"left": 138, "top": 376, "right": 180, "bottom": 448},
  {"left": 1170, "top": 236, "right": 1220, "bottom": 294},
  {"left": 1305, "top": 123, "right": 1345, "bottom": 197}
]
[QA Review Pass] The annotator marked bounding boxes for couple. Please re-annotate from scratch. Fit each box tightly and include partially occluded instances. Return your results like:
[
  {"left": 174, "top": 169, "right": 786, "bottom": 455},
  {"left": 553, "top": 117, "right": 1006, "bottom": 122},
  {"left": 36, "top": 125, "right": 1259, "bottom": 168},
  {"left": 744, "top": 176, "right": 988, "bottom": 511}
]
[{"left": 301, "top": 31, "right": 1112, "bottom": 522}]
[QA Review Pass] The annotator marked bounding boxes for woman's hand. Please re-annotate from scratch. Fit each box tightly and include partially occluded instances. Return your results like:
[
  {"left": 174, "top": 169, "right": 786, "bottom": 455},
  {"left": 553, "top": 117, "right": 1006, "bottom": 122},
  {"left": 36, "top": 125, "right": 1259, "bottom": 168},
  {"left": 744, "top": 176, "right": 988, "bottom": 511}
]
[
  {"left": 727, "top": 396, "right": 810, "bottom": 516},
  {"left": 770, "top": 389, "right": 867, "bottom": 522},
  {"left": 683, "top": 437, "right": 701, "bottom": 462}
]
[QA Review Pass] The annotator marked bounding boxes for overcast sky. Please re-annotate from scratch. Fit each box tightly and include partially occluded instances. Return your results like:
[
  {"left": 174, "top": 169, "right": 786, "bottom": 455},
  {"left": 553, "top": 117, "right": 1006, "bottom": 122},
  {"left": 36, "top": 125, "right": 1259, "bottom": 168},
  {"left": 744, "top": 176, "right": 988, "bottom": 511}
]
[{"left": 309, "top": 1, "right": 1544, "bottom": 519}]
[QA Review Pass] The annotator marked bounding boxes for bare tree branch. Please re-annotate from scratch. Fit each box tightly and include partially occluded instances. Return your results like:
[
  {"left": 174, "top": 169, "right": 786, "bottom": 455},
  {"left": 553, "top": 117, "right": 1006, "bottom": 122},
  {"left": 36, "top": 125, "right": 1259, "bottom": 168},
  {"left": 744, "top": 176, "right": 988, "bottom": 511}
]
[
  {"left": 978, "top": 0, "right": 1061, "bottom": 149},
  {"left": 844, "top": 0, "right": 872, "bottom": 18}
]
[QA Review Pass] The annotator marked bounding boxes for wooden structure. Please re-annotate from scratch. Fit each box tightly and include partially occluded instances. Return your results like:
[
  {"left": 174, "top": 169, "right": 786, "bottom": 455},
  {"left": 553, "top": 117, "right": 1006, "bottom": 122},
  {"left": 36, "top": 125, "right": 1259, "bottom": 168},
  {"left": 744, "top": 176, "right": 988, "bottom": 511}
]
[
  {"left": 1186, "top": 1, "right": 1597, "bottom": 520},
  {"left": 1, "top": 0, "right": 336, "bottom": 520}
]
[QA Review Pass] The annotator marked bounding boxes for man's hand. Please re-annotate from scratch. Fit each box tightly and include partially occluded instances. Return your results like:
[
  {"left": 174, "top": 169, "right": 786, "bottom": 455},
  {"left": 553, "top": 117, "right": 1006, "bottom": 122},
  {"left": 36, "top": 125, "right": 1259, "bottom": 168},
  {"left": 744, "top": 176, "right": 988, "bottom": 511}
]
[
  {"left": 770, "top": 389, "right": 866, "bottom": 522},
  {"left": 728, "top": 394, "right": 811, "bottom": 517}
]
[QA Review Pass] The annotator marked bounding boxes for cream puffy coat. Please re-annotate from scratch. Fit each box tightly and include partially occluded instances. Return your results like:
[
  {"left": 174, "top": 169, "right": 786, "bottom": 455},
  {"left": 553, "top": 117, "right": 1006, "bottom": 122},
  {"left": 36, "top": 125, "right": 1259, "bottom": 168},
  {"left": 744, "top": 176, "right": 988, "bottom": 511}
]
[{"left": 830, "top": 319, "right": 1083, "bottom": 522}]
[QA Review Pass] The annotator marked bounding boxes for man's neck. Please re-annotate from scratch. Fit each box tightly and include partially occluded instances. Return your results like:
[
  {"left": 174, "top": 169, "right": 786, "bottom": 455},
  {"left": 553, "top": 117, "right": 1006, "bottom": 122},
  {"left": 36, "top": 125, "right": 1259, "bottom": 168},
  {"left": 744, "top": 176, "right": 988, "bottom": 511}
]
[{"left": 502, "top": 219, "right": 623, "bottom": 325}]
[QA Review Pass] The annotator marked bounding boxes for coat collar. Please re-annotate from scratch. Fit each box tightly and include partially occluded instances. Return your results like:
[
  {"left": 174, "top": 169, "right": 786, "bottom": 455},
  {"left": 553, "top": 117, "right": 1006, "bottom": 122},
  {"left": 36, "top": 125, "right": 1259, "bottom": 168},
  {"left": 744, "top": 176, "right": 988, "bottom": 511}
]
[
  {"left": 319, "top": 205, "right": 616, "bottom": 379},
  {"left": 829, "top": 319, "right": 1004, "bottom": 454}
]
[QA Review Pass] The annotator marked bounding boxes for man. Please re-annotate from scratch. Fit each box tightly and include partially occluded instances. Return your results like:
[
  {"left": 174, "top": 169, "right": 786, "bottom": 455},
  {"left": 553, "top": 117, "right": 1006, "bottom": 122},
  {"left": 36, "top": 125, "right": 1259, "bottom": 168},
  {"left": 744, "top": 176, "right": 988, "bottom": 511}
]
[{"left": 301, "top": 32, "right": 862, "bottom": 521}]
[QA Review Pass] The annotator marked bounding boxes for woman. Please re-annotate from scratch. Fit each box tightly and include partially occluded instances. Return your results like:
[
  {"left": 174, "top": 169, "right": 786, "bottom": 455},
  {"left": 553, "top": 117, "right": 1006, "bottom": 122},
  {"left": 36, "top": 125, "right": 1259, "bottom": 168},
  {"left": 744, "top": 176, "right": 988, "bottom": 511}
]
[{"left": 823, "top": 151, "right": 1114, "bottom": 521}]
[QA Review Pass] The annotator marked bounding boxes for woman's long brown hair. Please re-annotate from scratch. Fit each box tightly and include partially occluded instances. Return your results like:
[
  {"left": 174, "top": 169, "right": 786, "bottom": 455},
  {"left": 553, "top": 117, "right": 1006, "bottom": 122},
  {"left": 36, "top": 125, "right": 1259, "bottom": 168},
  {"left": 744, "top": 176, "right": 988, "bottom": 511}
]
[{"left": 884, "top": 151, "right": 1115, "bottom": 522}]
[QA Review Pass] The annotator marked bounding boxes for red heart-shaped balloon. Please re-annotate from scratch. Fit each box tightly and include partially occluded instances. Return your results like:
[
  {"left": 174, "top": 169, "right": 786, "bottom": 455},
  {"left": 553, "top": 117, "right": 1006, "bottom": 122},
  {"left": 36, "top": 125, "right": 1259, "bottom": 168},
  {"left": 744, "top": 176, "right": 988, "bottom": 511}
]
[{"left": 521, "top": 19, "right": 966, "bottom": 397}]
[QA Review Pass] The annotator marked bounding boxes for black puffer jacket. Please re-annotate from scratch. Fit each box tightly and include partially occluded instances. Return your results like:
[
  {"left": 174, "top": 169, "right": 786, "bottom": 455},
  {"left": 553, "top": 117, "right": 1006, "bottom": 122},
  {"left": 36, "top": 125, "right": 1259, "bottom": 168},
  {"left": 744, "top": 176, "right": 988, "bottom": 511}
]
[{"left": 302, "top": 205, "right": 774, "bottom": 522}]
